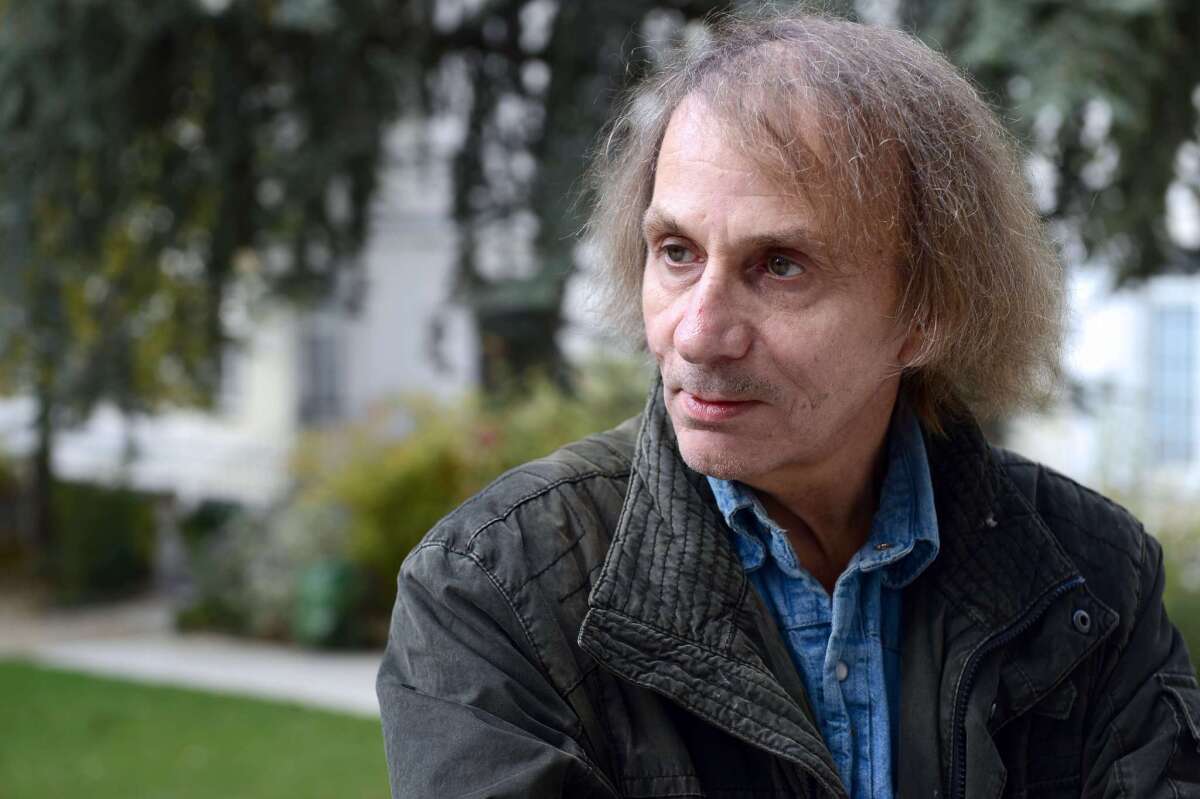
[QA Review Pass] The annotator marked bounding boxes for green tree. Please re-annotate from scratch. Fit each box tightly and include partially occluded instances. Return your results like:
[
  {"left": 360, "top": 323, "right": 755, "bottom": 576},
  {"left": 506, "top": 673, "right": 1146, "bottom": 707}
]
[
  {"left": 0, "top": 0, "right": 412, "bottom": 568},
  {"left": 901, "top": 0, "right": 1200, "bottom": 282}
]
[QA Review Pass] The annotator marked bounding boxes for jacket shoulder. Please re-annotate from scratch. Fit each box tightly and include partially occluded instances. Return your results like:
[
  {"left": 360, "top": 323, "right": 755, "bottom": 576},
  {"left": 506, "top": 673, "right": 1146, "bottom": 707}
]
[
  {"left": 992, "top": 446, "right": 1152, "bottom": 634},
  {"left": 407, "top": 415, "right": 637, "bottom": 581},
  {"left": 393, "top": 417, "right": 638, "bottom": 703}
]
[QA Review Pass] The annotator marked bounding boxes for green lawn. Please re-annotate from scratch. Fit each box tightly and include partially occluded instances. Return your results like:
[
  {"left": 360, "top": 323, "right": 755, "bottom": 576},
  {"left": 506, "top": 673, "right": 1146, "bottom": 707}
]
[{"left": 0, "top": 660, "right": 390, "bottom": 799}]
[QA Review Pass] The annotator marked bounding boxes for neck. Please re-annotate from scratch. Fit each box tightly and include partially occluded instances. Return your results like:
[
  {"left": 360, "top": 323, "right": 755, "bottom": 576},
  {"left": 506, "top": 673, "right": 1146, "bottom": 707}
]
[{"left": 746, "top": 394, "right": 898, "bottom": 593}]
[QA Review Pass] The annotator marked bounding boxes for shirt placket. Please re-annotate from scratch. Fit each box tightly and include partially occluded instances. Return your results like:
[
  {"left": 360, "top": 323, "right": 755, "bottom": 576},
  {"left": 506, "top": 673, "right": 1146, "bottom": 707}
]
[{"left": 823, "top": 567, "right": 864, "bottom": 791}]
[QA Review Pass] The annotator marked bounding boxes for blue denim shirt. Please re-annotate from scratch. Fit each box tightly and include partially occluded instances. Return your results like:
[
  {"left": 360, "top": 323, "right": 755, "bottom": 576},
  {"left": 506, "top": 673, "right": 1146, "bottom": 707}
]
[{"left": 707, "top": 405, "right": 939, "bottom": 797}]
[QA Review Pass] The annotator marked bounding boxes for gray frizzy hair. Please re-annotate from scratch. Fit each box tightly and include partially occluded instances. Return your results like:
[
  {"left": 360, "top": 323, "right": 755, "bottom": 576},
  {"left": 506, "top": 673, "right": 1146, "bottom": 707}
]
[{"left": 582, "top": 8, "right": 1063, "bottom": 431}]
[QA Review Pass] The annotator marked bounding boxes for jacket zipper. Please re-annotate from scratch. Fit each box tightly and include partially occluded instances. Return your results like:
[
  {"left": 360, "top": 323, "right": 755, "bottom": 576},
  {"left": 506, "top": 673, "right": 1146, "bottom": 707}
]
[{"left": 948, "top": 574, "right": 1085, "bottom": 799}]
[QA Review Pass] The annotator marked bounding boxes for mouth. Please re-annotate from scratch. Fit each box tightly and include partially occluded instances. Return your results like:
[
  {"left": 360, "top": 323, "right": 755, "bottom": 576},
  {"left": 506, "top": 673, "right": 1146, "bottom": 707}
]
[{"left": 677, "top": 390, "right": 760, "bottom": 423}]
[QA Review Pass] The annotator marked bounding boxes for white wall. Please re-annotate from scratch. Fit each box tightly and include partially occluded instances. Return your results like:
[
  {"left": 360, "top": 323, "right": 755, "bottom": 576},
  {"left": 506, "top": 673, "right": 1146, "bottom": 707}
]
[
  {"left": 339, "top": 122, "right": 478, "bottom": 423},
  {"left": 0, "top": 306, "right": 299, "bottom": 506}
]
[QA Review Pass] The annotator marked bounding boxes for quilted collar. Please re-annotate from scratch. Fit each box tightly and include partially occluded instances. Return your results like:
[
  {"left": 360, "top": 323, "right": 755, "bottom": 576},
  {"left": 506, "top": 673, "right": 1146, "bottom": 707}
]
[
  {"left": 586, "top": 379, "right": 1086, "bottom": 632},
  {"left": 577, "top": 379, "right": 1108, "bottom": 795}
]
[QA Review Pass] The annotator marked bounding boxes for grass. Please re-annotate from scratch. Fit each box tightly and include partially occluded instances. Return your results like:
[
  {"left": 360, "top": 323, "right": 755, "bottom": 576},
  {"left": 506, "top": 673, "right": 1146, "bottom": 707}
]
[{"left": 0, "top": 660, "right": 390, "bottom": 799}]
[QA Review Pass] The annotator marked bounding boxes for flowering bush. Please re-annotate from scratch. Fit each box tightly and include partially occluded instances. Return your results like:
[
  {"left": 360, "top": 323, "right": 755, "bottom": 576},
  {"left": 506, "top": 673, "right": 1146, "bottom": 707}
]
[
  {"left": 180, "top": 358, "right": 651, "bottom": 647},
  {"left": 294, "top": 360, "right": 651, "bottom": 636}
]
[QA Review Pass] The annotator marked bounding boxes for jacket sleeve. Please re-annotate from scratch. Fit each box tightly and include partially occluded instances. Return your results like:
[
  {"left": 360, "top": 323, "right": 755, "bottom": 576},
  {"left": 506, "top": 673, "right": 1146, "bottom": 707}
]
[
  {"left": 1083, "top": 533, "right": 1200, "bottom": 797},
  {"left": 375, "top": 540, "right": 619, "bottom": 799}
]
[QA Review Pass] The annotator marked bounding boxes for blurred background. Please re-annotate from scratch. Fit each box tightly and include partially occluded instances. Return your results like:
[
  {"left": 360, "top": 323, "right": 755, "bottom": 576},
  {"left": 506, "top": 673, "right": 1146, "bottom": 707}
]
[{"left": 0, "top": 0, "right": 1197, "bottom": 796}]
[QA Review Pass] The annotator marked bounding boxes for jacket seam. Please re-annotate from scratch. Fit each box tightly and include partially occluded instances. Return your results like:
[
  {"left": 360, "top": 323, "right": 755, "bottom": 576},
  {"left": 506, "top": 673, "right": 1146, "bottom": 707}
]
[
  {"left": 1108, "top": 691, "right": 1130, "bottom": 798},
  {"left": 1167, "top": 689, "right": 1184, "bottom": 799},
  {"left": 520, "top": 531, "right": 587, "bottom": 589},
  {"left": 1002, "top": 456, "right": 1144, "bottom": 570},
  {"left": 723, "top": 576, "right": 750, "bottom": 654},
  {"left": 516, "top": 494, "right": 597, "bottom": 591},
  {"left": 561, "top": 664, "right": 598, "bottom": 697},
  {"left": 571, "top": 435, "right": 634, "bottom": 473},
  {"left": 1113, "top": 529, "right": 1151, "bottom": 663},
  {"left": 384, "top": 680, "right": 616, "bottom": 793},
  {"left": 463, "top": 469, "right": 630, "bottom": 551},
  {"left": 1001, "top": 458, "right": 1141, "bottom": 529},
  {"left": 1038, "top": 510, "right": 1142, "bottom": 563},
  {"left": 401, "top": 543, "right": 621, "bottom": 795},
  {"left": 591, "top": 469, "right": 645, "bottom": 612},
  {"left": 411, "top": 541, "right": 563, "bottom": 699},
  {"left": 590, "top": 666, "right": 622, "bottom": 777},
  {"left": 559, "top": 562, "right": 605, "bottom": 603},
  {"left": 930, "top": 579, "right": 990, "bottom": 628},
  {"left": 657, "top": 510, "right": 672, "bottom": 634},
  {"left": 1134, "top": 529, "right": 1149, "bottom": 643},
  {"left": 1009, "top": 661, "right": 1037, "bottom": 704}
]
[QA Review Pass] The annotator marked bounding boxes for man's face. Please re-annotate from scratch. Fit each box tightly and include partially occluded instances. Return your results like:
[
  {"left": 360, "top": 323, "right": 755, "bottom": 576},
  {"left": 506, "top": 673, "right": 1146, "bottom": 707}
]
[{"left": 641, "top": 95, "right": 914, "bottom": 490}]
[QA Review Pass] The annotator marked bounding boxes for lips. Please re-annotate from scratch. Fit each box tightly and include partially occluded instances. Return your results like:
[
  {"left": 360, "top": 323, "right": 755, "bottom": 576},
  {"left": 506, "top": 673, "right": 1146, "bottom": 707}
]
[{"left": 679, "top": 390, "right": 758, "bottom": 423}]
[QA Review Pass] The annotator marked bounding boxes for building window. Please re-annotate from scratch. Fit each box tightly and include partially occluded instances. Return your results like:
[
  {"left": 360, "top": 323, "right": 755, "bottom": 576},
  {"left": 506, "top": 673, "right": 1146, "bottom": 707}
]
[
  {"left": 1149, "top": 306, "right": 1195, "bottom": 464},
  {"left": 217, "top": 346, "right": 245, "bottom": 416},
  {"left": 299, "top": 318, "right": 344, "bottom": 427}
]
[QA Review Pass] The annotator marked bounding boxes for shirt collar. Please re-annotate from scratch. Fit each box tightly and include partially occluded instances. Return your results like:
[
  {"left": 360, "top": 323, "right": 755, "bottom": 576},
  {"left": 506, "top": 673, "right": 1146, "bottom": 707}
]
[
  {"left": 706, "top": 477, "right": 775, "bottom": 572},
  {"left": 858, "top": 401, "right": 940, "bottom": 588},
  {"left": 706, "top": 402, "right": 940, "bottom": 587}
]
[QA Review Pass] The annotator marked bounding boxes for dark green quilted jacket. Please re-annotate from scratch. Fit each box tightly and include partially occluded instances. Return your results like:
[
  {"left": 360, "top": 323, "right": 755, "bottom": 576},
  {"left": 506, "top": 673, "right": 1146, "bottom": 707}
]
[{"left": 378, "top": 384, "right": 1200, "bottom": 798}]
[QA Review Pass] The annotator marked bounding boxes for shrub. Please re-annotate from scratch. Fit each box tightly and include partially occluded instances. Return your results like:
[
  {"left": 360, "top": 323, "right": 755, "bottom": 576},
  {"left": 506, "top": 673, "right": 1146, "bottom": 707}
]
[
  {"left": 288, "top": 358, "right": 651, "bottom": 643},
  {"left": 178, "top": 357, "right": 651, "bottom": 647},
  {"left": 47, "top": 481, "right": 159, "bottom": 604},
  {"left": 179, "top": 499, "right": 241, "bottom": 550},
  {"left": 176, "top": 498, "right": 354, "bottom": 642}
]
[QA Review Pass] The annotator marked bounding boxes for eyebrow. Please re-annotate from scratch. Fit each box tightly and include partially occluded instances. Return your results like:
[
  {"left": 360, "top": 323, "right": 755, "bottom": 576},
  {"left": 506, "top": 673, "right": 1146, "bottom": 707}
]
[
  {"left": 641, "top": 207, "right": 683, "bottom": 243},
  {"left": 640, "top": 206, "right": 828, "bottom": 259}
]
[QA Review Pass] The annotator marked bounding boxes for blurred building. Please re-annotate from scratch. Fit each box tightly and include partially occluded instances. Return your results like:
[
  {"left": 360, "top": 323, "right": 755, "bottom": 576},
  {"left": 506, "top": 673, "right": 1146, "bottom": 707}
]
[{"left": 1010, "top": 267, "right": 1200, "bottom": 499}]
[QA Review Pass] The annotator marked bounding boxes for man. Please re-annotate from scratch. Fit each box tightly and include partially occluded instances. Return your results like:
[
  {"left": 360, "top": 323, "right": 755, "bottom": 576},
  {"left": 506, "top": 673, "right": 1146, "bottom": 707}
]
[{"left": 377, "top": 10, "right": 1200, "bottom": 798}]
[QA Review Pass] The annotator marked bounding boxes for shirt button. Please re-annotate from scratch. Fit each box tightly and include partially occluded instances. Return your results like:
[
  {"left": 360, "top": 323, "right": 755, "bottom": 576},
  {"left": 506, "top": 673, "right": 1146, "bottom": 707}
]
[{"left": 835, "top": 661, "right": 849, "bottom": 682}]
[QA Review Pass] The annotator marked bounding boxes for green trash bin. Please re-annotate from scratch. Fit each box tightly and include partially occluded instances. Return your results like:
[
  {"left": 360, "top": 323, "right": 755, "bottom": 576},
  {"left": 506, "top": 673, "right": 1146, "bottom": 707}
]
[{"left": 293, "top": 557, "right": 364, "bottom": 648}]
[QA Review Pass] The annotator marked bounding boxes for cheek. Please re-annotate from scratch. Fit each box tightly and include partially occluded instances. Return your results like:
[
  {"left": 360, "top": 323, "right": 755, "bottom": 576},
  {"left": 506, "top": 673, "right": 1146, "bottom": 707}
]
[{"left": 641, "top": 277, "right": 675, "bottom": 354}]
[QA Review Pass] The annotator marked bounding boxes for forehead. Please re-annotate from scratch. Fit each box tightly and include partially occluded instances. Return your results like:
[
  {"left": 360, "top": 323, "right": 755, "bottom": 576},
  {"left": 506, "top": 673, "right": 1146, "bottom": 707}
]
[
  {"left": 648, "top": 96, "right": 837, "bottom": 257},
  {"left": 656, "top": 94, "right": 825, "bottom": 196},
  {"left": 650, "top": 93, "right": 903, "bottom": 266}
]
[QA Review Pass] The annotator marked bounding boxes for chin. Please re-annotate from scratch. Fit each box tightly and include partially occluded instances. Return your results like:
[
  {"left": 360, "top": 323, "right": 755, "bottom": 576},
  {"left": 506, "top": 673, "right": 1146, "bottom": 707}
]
[{"left": 675, "top": 428, "right": 759, "bottom": 482}]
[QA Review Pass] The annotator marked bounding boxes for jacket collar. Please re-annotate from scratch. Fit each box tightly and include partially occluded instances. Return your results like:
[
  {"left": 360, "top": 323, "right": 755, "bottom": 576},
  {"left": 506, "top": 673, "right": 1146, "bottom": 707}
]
[
  {"left": 578, "top": 381, "right": 847, "bottom": 797},
  {"left": 922, "top": 409, "right": 1077, "bottom": 628},
  {"left": 577, "top": 380, "right": 1115, "bottom": 791},
  {"left": 920, "top": 411, "right": 1120, "bottom": 726}
]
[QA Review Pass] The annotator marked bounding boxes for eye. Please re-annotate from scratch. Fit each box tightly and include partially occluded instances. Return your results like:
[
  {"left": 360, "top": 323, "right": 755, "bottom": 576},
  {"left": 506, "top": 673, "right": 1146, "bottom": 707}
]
[
  {"left": 764, "top": 254, "right": 805, "bottom": 278},
  {"left": 662, "top": 243, "right": 700, "bottom": 265}
]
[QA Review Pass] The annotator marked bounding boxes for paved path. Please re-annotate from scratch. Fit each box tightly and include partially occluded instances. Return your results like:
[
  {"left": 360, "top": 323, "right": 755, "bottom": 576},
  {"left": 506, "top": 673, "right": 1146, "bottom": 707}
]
[{"left": 0, "top": 592, "right": 383, "bottom": 718}]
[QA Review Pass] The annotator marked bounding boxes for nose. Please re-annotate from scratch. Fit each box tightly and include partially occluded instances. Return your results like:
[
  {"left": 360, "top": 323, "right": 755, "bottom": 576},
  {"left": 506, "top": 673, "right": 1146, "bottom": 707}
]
[{"left": 673, "top": 271, "right": 752, "bottom": 364}]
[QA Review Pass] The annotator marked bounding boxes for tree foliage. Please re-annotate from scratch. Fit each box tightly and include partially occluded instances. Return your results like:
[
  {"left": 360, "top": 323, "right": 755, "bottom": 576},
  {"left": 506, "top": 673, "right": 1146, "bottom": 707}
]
[
  {"left": 6, "top": 0, "right": 1190, "bottom": 416},
  {"left": 902, "top": 0, "right": 1200, "bottom": 280},
  {"left": 0, "top": 0, "right": 414, "bottom": 416},
  {"left": 0, "top": 0, "right": 1194, "bottom": 470},
  {"left": 0, "top": 0, "right": 414, "bottom": 555}
]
